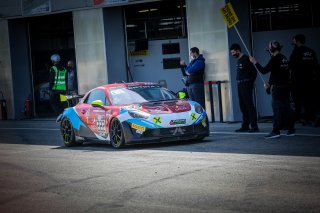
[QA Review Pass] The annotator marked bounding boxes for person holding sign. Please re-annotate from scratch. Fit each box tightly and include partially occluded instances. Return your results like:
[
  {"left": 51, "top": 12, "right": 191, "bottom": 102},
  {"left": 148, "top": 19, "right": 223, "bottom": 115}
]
[
  {"left": 230, "top": 43, "right": 259, "bottom": 133},
  {"left": 249, "top": 41, "right": 295, "bottom": 139}
]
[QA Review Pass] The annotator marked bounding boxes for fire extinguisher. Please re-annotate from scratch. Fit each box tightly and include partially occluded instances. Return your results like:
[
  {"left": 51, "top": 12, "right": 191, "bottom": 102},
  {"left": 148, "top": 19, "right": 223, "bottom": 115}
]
[
  {"left": 0, "top": 91, "right": 7, "bottom": 120},
  {"left": 24, "top": 97, "right": 32, "bottom": 119}
]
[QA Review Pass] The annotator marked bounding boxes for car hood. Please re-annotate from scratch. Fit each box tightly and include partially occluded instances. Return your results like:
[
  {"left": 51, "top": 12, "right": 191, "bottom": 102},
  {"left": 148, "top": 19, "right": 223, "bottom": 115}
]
[{"left": 138, "top": 99, "right": 191, "bottom": 114}]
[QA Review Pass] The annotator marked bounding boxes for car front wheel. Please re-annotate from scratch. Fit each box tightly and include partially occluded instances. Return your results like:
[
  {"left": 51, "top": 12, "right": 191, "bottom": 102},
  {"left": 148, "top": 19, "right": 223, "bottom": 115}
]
[
  {"left": 61, "top": 118, "right": 77, "bottom": 147},
  {"left": 110, "top": 118, "right": 125, "bottom": 148}
]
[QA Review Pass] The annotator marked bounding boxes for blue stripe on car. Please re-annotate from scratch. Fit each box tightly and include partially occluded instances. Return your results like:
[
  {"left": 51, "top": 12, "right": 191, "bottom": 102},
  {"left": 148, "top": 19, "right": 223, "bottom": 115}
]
[
  {"left": 126, "top": 118, "right": 162, "bottom": 128},
  {"left": 62, "top": 108, "right": 86, "bottom": 131}
]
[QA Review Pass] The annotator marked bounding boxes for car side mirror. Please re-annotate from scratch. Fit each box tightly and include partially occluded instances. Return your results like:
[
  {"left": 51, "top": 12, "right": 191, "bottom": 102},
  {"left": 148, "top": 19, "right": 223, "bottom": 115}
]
[
  {"left": 176, "top": 91, "right": 187, "bottom": 99},
  {"left": 91, "top": 100, "right": 105, "bottom": 109}
]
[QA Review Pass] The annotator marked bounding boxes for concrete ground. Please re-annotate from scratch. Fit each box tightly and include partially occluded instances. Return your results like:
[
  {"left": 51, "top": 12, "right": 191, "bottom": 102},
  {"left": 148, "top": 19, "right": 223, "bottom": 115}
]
[{"left": 0, "top": 119, "right": 319, "bottom": 213}]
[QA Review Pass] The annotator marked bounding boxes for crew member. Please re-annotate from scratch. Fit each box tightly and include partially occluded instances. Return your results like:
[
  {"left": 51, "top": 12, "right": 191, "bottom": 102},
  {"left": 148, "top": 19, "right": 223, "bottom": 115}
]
[{"left": 49, "top": 54, "right": 68, "bottom": 115}]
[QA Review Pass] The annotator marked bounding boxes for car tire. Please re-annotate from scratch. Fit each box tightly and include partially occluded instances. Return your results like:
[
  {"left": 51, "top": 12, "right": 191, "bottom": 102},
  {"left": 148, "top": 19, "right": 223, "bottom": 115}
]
[
  {"left": 110, "top": 118, "right": 125, "bottom": 149},
  {"left": 61, "top": 118, "right": 77, "bottom": 147}
]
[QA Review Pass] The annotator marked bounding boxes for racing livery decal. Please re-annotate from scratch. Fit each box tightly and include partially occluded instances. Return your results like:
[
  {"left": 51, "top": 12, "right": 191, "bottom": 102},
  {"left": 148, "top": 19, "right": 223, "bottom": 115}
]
[{"left": 57, "top": 82, "right": 209, "bottom": 149}]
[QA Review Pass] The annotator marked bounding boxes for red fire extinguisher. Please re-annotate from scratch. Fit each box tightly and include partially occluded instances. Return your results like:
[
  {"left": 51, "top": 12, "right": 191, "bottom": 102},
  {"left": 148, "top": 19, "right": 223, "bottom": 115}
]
[
  {"left": 0, "top": 91, "right": 7, "bottom": 120},
  {"left": 24, "top": 97, "right": 32, "bottom": 119}
]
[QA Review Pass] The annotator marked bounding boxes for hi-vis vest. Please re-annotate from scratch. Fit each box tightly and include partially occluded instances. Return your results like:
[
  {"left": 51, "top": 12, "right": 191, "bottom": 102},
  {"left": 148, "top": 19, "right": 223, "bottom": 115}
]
[{"left": 52, "top": 66, "right": 67, "bottom": 91}]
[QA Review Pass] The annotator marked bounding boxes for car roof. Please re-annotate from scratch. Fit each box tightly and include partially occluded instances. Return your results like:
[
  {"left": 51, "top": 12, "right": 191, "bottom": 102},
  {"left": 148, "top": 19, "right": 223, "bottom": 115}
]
[{"left": 97, "top": 82, "right": 160, "bottom": 90}]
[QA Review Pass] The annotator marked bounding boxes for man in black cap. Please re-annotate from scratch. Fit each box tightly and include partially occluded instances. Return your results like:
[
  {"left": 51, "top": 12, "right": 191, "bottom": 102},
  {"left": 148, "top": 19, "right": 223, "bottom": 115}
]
[
  {"left": 289, "top": 34, "right": 319, "bottom": 126},
  {"left": 250, "top": 40, "right": 295, "bottom": 139}
]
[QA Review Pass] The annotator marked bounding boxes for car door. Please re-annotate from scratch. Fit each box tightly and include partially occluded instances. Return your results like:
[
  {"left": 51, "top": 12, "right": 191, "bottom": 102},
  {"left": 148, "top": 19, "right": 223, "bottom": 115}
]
[{"left": 80, "top": 89, "right": 109, "bottom": 139}]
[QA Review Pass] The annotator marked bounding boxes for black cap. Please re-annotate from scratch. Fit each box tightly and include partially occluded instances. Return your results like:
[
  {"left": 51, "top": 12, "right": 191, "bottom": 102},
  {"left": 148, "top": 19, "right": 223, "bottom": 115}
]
[
  {"left": 229, "top": 43, "right": 241, "bottom": 51},
  {"left": 293, "top": 34, "right": 306, "bottom": 44}
]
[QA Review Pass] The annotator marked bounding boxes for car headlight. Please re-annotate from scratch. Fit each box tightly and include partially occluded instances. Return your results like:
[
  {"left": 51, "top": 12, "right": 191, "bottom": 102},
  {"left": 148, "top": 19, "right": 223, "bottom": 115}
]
[
  {"left": 128, "top": 110, "right": 149, "bottom": 119},
  {"left": 195, "top": 104, "right": 204, "bottom": 114}
]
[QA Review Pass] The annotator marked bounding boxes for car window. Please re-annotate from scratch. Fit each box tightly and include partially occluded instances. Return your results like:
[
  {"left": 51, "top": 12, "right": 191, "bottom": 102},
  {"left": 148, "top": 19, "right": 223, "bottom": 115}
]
[
  {"left": 109, "top": 86, "right": 177, "bottom": 105},
  {"left": 84, "top": 89, "right": 109, "bottom": 105},
  {"left": 109, "top": 87, "right": 146, "bottom": 105}
]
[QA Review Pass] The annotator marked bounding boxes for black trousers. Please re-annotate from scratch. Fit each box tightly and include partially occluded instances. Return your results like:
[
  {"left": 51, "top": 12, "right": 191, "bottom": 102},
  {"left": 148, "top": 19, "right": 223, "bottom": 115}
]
[
  {"left": 271, "top": 85, "right": 295, "bottom": 133},
  {"left": 50, "top": 90, "right": 67, "bottom": 115},
  {"left": 292, "top": 82, "right": 317, "bottom": 122},
  {"left": 237, "top": 82, "right": 258, "bottom": 129},
  {"left": 187, "top": 83, "right": 205, "bottom": 110}
]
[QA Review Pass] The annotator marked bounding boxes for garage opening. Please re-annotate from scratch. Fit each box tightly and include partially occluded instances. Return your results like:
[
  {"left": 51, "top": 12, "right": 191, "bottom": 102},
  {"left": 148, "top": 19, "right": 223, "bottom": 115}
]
[{"left": 28, "top": 12, "right": 76, "bottom": 118}]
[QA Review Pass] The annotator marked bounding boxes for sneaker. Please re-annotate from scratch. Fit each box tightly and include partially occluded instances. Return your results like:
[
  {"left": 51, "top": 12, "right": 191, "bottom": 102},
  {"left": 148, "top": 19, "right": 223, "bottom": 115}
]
[
  {"left": 265, "top": 132, "right": 280, "bottom": 139},
  {"left": 286, "top": 130, "right": 296, "bottom": 137},
  {"left": 235, "top": 127, "right": 250, "bottom": 132},
  {"left": 248, "top": 127, "right": 260, "bottom": 133}
]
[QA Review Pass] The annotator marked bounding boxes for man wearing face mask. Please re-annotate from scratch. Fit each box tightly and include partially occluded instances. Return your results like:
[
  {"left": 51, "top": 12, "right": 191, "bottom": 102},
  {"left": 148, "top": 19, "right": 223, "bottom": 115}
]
[
  {"left": 180, "top": 47, "right": 206, "bottom": 109},
  {"left": 250, "top": 40, "right": 295, "bottom": 139},
  {"left": 289, "top": 34, "right": 318, "bottom": 126},
  {"left": 229, "top": 43, "right": 259, "bottom": 133}
]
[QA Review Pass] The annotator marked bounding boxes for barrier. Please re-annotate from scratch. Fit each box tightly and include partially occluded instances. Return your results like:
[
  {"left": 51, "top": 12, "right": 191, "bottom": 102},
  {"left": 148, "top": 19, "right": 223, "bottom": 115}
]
[{"left": 204, "top": 81, "right": 228, "bottom": 122}]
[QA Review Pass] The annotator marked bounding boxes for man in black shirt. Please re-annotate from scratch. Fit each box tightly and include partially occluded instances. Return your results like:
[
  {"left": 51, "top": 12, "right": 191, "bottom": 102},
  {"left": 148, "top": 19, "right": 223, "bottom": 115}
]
[
  {"left": 230, "top": 43, "right": 259, "bottom": 132},
  {"left": 289, "top": 34, "right": 318, "bottom": 125},
  {"left": 250, "top": 40, "right": 295, "bottom": 139}
]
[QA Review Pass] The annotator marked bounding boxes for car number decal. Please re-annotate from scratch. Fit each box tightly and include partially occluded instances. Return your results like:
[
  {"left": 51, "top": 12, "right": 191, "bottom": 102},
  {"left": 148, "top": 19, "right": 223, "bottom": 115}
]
[
  {"left": 96, "top": 114, "right": 107, "bottom": 137},
  {"left": 153, "top": 116, "right": 162, "bottom": 124}
]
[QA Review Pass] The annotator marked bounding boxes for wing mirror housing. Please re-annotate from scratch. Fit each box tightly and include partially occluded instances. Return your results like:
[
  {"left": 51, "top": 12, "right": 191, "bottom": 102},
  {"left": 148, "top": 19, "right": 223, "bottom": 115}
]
[
  {"left": 91, "top": 100, "right": 105, "bottom": 109},
  {"left": 176, "top": 90, "right": 188, "bottom": 99}
]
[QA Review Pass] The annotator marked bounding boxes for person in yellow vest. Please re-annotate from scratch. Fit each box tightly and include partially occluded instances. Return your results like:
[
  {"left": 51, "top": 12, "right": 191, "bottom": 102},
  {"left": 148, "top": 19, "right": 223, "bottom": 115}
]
[{"left": 49, "top": 54, "right": 68, "bottom": 115}]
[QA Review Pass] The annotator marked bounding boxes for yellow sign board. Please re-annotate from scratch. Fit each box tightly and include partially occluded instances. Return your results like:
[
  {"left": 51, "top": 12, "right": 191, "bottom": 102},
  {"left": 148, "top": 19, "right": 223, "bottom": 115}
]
[{"left": 220, "top": 2, "right": 239, "bottom": 28}]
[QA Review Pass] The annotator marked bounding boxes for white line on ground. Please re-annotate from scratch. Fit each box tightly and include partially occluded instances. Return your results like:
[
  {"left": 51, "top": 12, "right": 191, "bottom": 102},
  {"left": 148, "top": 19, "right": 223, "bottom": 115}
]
[
  {"left": 211, "top": 131, "right": 320, "bottom": 137},
  {"left": 1, "top": 128, "right": 319, "bottom": 137},
  {"left": 0, "top": 128, "right": 59, "bottom": 131}
]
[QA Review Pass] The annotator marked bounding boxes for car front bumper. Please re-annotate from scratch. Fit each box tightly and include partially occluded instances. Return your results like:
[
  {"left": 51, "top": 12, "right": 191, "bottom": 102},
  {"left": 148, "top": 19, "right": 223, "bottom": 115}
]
[{"left": 122, "top": 120, "right": 209, "bottom": 144}]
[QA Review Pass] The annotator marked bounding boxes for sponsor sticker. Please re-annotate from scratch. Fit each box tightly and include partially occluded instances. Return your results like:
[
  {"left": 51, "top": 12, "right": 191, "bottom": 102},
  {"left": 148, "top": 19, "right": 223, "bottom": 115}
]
[
  {"left": 191, "top": 113, "right": 197, "bottom": 120},
  {"left": 131, "top": 123, "right": 146, "bottom": 132},
  {"left": 175, "top": 105, "right": 188, "bottom": 111},
  {"left": 136, "top": 130, "right": 144, "bottom": 134},
  {"left": 153, "top": 116, "right": 162, "bottom": 124},
  {"left": 202, "top": 118, "right": 207, "bottom": 127},
  {"left": 169, "top": 119, "right": 186, "bottom": 125},
  {"left": 171, "top": 127, "right": 186, "bottom": 135}
]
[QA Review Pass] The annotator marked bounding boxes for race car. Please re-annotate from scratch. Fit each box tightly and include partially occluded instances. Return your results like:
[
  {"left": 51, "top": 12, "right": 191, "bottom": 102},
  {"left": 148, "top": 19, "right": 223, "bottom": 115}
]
[{"left": 56, "top": 82, "right": 209, "bottom": 148}]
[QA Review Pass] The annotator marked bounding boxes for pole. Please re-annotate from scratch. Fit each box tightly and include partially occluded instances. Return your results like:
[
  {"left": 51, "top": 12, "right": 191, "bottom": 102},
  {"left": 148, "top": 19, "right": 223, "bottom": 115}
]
[
  {"left": 217, "top": 81, "right": 223, "bottom": 122},
  {"left": 208, "top": 81, "right": 215, "bottom": 122},
  {"left": 233, "top": 25, "right": 265, "bottom": 84}
]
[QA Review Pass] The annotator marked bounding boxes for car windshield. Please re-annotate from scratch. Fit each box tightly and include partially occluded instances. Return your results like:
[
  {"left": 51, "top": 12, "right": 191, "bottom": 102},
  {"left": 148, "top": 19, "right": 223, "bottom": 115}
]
[{"left": 109, "top": 85, "right": 177, "bottom": 105}]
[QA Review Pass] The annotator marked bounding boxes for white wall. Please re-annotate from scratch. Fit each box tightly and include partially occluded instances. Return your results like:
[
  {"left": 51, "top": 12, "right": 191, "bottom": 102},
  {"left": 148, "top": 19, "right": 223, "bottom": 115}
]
[
  {"left": 0, "top": 20, "right": 14, "bottom": 119},
  {"left": 186, "top": 0, "right": 232, "bottom": 122},
  {"left": 73, "top": 8, "right": 108, "bottom": 94}
]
